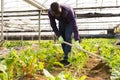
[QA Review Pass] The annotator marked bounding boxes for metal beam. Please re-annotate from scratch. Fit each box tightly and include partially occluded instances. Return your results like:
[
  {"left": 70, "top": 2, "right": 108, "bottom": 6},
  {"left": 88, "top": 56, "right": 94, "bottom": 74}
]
[
  {"left": 1, "top": 0, "right": 4, "bottom": 40},
  {"left": 23, "top": 0, "right": 46, "bottom": 9},
  {"left": 74, "top": 5, "right": 120, "bottom": 10},
  {"left": 0, "top": 14, "right": 39, "bottom": 17},
  {"left": 0, "top": 10, "right": 39, "bottom": 13},
  {"left": 77, "top": 13, "right": 120, "bottom": 18},
  {"left": 38, "top": 11, "right": 41, "bottom": 43}
]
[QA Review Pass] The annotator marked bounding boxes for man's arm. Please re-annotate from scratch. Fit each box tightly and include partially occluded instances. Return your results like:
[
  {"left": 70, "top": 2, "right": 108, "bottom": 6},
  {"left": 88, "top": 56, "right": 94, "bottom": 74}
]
[
  {"left": 48, "top": 11, "right": 60, "bottom": 37},
  {"left": 67, "top": 9, "right": 79, "bottom": 41}
]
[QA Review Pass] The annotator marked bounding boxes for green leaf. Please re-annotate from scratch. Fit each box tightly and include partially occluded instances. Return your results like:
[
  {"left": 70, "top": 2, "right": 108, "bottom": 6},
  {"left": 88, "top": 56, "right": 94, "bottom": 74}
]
[
  {"left": 38, "top": 62, "right": 44, "bottom": 70},
  {"left": 0, "top": 63, "right": 7, "bottom": 73},
  {"left": 53, "top": 62, "right": 64, "bottom": 68},
  {"left": 0, "top": 64, "right": 8, "bottom": 80},
  {"left": 79, "top": 75, "right": 87, "bottom": 80}
]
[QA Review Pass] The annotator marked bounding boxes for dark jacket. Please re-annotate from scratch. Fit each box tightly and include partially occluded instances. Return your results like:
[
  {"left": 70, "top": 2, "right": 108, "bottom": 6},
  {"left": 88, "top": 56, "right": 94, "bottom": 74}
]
[{"left": 48, "top": 5, "right": 79, "bottom": 40}]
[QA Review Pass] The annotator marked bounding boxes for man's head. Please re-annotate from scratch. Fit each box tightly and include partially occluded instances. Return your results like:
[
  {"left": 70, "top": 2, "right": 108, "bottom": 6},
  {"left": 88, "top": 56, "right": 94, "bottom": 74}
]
[{"left": 50, "top": 2, "right": 62, "bottom": 17}]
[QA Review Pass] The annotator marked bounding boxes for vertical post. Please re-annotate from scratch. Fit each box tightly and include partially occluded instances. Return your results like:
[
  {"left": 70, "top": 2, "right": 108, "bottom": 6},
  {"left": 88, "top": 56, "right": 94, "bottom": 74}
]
[
  {"left": 76, "top": 0, "right": 78, "bottom": 8},
  {"left": 101, "top": 0, "right": 103, "bottom": 7},
  {"left": 116, "top": 0, "right": 118, "bottom": 6},
  {"left": 38, "top": 10, "right": 41, "bottom": 44},
  {"left": 21, "top": 31, "right": 23, "bottom": 46},
  {"left": 6, "top": 30, "right": 8, "bottom": 40},
  {"left": 1, "top": 0, "right": 4, "bottom": 40}
]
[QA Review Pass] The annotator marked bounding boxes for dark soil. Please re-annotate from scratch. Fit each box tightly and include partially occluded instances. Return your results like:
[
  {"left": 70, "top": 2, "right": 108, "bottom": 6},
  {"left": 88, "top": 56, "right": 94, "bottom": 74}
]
[{"left": 85, "top": 56, "right": 111, "bottom": 80}]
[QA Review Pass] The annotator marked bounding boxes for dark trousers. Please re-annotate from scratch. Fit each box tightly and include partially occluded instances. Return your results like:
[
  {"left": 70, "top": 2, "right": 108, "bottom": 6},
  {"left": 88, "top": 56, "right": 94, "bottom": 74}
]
[{"left": 59, "top": 22, "right": 72, "bottom": 60}]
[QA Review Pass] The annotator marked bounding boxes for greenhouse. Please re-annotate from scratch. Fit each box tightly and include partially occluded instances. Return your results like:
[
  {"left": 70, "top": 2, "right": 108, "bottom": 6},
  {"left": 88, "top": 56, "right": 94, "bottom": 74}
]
[{"left": 0, "top": 0, "right": 120, "bottom": 80}]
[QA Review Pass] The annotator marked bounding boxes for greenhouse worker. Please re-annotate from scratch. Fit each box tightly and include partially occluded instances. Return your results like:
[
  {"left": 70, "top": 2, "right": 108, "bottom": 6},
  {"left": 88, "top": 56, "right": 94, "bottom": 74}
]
[{"left": 48, "top": 2, "right": 80, "bottom": 66}]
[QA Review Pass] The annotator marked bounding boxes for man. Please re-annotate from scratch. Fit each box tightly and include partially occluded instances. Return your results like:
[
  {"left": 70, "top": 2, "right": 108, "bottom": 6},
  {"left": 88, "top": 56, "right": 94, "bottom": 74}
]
[{"left": 48, "top": 2, "right": 80, "bottom": 66}]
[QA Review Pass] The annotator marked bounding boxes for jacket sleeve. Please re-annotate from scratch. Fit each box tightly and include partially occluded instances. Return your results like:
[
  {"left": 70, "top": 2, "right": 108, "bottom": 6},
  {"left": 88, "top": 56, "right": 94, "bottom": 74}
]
[
  {"left": 67, "top": 9, "right": 79, "bottom": 41},
  {"left": 48, "top": 11, "right": 60, "bottom": 37}
]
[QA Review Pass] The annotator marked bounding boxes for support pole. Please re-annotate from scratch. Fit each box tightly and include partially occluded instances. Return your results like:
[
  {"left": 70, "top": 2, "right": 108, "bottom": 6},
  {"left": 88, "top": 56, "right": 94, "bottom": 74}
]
[
  {"left": 76, "top": 0, "right": 78, "bottom": 8},
  {"left": 38, "top": 10, "right": 41, "bottom": 43},
  {"left": 1, "top": 0, "right": 4, "bottom": 40}
]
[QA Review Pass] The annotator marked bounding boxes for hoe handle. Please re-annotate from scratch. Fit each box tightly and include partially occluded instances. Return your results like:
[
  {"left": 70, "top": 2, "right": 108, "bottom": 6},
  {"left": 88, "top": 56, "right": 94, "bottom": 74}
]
[{"left": 63, "top": 41, "right": 104, "bottom": 60}]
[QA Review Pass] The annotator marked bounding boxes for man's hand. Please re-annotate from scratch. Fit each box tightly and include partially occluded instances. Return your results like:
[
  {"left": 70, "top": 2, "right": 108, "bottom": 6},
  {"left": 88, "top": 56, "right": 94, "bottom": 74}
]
[
  {"left": 58, "top": 36, "right": 64, "bottom": 43},
  {"left": 74, "top": 40, "right": 83, "bottom": 49},
  {"left": 74, "top": 40, "right": 79, "bottom": 46}
]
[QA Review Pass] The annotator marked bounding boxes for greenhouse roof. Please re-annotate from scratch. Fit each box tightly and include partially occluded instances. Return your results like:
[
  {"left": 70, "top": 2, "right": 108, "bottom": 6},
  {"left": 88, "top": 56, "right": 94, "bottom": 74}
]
[
  {"left": 0, "top": 0, "right": 120, "bottom": 34},
  {"left": 0, "top": 0, "right": 119, "bottom": 11}
]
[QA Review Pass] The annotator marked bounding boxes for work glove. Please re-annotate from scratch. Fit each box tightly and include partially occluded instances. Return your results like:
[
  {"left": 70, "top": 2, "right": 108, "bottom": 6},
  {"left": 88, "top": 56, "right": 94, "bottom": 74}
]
[
  {"left": 74, "top": 40, "right": 80, "bottom": 46},
  {"left": 58, "top": 36, "right": 64, "bottom": 43},
  {"left": 74, "top": 40, "right": 83, "bottom": 49}
]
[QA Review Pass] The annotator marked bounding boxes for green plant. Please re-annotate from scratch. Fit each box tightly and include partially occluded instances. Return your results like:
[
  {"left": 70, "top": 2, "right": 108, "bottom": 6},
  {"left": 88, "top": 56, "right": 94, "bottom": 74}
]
[
  {"left": 5, "top": 50, "right": 19, "bottom": 79},
  {"left": 37, "top": 41, "right": 63, "bottom": 70},
  {"left": 3, "top": 48, "right": 45, "bottom": 79},
  {"left": 1, "top": 39, "right": 120, "bottom": 80},
  {"left": 43, "top": 69, "right": 87, "bottom": 80},
  {"left": 0, "top": 62, "right": 8, "bottom": 80},
  {"left": 4, "top": 41, "right": 30, "bottom": 48},
  {"left": 17, "top": 48, "right": 44, "bottom": 79}
]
